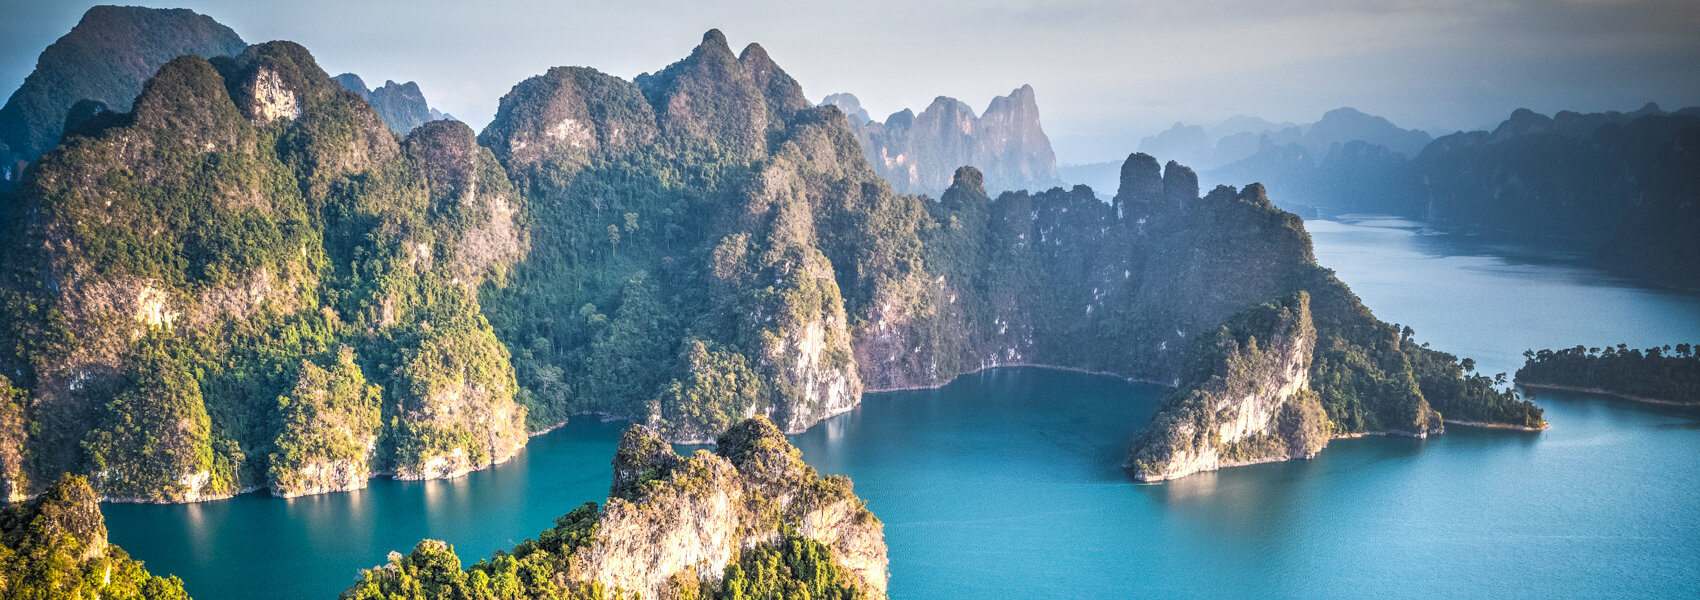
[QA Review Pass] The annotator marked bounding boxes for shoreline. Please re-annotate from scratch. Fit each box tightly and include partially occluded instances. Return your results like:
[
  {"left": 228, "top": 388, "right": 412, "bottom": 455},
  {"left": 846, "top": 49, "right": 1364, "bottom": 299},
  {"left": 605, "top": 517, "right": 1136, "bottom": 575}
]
[
  {"left": 1518, "top": 382, "right": 1697, "bottom": 407},
  {"left": 1444, "top": 419, "right": 1548, "bottom": 431},
  {"left": 866, "top": 362, "right": 1174, "bottom": 394}
]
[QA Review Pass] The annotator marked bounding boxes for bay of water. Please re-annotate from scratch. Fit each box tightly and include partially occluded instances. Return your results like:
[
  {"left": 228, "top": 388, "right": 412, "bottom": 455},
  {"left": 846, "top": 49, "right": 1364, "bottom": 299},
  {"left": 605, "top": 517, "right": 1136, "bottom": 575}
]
[{"left": 104, "top": 216, "right": 1700, "bottom": 598}]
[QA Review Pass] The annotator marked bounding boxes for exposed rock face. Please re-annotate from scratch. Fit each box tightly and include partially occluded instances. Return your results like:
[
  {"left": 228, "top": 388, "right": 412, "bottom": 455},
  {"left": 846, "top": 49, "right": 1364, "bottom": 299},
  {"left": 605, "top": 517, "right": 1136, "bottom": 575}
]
[
  {"left": 1127, "top": 294, "right": 1326, "bottom": 482},
  {"left": 739, "top": 163, "right": 864, "bottom": 436},
  {"left": 345, "top": 418, "right": 886, "bottom": 599},
  {"left": 824, "top": 86, "right": 1060, "bottom": 195},
  {"left": 576, "top": 418, "right": 886, "bottom": 598},
  {"left": 247, "top": 67, "right": 301, "bottom": 122},
  {"left": 334, "top": 73, "right": 450, "bottom": 134},
  {"left": 0, "top": 6, "right": 247, "bottom": 168},
  {"left": 1111, "top": 152, "right": 1162, "bottom": 217}
]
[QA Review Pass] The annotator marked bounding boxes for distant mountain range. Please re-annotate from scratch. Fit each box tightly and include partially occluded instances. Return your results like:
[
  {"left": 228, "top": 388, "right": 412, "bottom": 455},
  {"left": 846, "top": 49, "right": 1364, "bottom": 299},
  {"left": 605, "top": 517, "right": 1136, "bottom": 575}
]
[
  {"left": 1060, "top": 107, "right": 1434, "bottom": 196},
  {"left": 332, "top": 73, "right": 454, "bottom": 135},
  {"left": 1062, "top": 103, "right": 1700, "bottom": 289},
  {"left": 821, "top": 87, "right": 1060, "bottom": 195}
]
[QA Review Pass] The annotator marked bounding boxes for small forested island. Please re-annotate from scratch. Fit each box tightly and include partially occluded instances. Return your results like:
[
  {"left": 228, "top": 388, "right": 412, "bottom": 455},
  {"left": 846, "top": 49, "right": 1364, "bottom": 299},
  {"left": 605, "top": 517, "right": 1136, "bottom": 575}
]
[
  {"left": 343, "top": 416, "right": 886, "bottom": 600},
  {"left": 0, "top": 16, "right": 1550, "bottom": 504},
  {"left": 1516, "top": 344, "right": 1700, "bottom": 405}
]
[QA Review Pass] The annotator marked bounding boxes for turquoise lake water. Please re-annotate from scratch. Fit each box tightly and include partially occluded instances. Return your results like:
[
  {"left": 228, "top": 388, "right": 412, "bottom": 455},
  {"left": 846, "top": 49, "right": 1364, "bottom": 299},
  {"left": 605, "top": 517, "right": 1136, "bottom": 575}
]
[{"left": 103, "top": 216, "right": 1700, "bottom": 598}]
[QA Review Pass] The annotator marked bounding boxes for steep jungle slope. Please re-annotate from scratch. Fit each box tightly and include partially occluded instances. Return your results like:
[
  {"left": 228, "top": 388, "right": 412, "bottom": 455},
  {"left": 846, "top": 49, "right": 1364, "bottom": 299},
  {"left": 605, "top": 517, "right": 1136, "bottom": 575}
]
[{"left": 0, "top": 41, "right": 527, "bottom": 502}]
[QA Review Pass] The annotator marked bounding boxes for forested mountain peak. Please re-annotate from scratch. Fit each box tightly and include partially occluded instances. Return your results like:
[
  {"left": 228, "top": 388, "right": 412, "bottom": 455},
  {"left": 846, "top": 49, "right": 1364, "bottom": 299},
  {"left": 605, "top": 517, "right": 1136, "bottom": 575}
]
[
  {"left": 0, "top": 38, "right": 524, "bottom": 502},
  {"left": 0, "top": 475, "right": 190, "bottom": 598},
  {"left": 634, "top": 29, "right": 781, "bottom": 155},
  {"left": 479, "top": 65, "right": 659, "bottom": 171},
  {"left": 739, "top": 41, "right": 811, "bottom": 121},
  {"left": 0, "top": 5, "right": 246, "bottom": 172}
]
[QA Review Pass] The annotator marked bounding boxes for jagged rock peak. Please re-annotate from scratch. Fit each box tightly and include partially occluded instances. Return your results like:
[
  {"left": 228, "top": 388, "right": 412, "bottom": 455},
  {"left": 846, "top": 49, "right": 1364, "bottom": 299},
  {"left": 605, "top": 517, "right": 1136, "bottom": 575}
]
[
  {"left": 610, "top": 424, "right": 682, "bottom": 499},
  {"left": 739, "top": 42, "right": 810, "bottom": 119},
  {"left": 634, "top": 29, "right": 775, "bottom": 154},
  {"left": 701, "top": 28, "right": 729, "bottom": 48},
  {"left": 221, "top": 41, "right": 328, "bottom": 123},
  {"left": 950, "top": 166, "right": 988, "bottom": 198},
  {"left": 1113, "top": 152, "right": 1163, "bottom": 210},
  {"left": 1163, "top": 160, "right": 1199, "bottom": 206},
  {"left": 837, "top": 84, "right": 1058, "bottom": 194},
  {"left": 821, "top": 92, "right": 871, "bottom": 124},
  {"left": 333, "top": 73, "right": 370, "bottom": 99},
  {"left": 985, "top": 83, "right": 1038, "bottom": 114}
]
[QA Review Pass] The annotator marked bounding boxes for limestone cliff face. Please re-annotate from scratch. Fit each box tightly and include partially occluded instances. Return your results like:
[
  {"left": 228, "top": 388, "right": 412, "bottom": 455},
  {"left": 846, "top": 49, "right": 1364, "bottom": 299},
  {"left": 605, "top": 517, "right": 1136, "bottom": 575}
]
[
  {"left": 0, "top": 378, "right": 27, "bottom": 502},
  {"left": 574, "top": 419, "right": 887, "bottom": 598},
  {"left": 1127, "top": 294, "right": 1327, "bottom": 482},
  {"left": 822, "top": 86, "right": 1059, "bottom": 195}
]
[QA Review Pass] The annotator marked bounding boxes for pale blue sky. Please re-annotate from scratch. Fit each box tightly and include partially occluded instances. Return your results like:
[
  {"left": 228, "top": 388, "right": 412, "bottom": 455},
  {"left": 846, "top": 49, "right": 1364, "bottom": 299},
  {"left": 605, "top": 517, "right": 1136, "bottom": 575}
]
[{"left": 3, "top": 0, "right": 1697, "bottom": 164}]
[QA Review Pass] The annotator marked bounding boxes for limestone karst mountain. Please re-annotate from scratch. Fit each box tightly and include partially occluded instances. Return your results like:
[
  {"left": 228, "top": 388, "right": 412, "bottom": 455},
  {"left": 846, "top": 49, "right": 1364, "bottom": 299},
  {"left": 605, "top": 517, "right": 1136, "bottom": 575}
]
[
  {"left": 0, "top": 41, "right": 526, "bottom": 502},
  {"left": 0, "top": 475, "right": 190, "bottom": 598},
  {"left": 0, "top": 27, "right": 1538, "bottom": 506}
]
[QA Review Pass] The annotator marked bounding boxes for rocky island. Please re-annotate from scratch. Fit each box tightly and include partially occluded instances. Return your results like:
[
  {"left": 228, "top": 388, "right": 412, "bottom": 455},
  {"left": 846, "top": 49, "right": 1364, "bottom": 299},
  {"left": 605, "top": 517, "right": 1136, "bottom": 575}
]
[{"left": 343, "top": 417, "right": 887, "bottom": 600}]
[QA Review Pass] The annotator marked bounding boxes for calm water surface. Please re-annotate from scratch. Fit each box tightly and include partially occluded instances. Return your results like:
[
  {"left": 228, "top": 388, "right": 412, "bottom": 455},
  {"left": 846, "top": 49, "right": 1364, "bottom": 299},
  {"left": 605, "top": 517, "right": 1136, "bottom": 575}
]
[{"left": 105, "top": 216, "right": 1700, "bottom": 598}]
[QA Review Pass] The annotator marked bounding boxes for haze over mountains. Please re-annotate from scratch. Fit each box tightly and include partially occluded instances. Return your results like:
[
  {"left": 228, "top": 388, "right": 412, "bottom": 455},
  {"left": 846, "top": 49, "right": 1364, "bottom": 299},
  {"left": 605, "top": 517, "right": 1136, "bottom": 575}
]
[
  {"left": 821, "top": 87, "right": 1060, "bottom": 196},
  {"left": 332, "top": 73, "right": 454, "bottom": 135},
  {"left": 1, "top": 4, "right": 1696, "bottom": 599}
]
